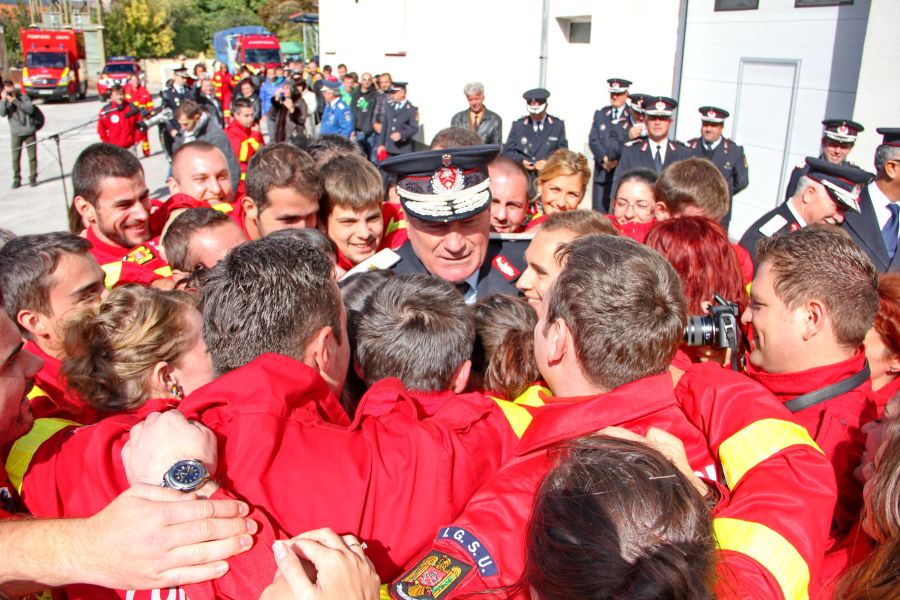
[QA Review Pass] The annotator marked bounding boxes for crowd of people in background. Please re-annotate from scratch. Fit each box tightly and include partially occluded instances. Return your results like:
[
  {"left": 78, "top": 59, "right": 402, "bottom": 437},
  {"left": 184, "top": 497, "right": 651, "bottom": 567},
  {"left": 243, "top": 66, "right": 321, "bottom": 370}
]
[{"left": 0, "top": 54, "right": 898, "bottom": 600}]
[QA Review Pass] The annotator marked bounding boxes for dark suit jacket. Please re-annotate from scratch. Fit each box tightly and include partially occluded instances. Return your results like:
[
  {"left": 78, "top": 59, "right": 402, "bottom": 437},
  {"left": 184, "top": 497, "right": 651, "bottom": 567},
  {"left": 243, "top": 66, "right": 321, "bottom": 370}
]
[
  {"left": 392, "top": 238, "right": 527, "bottom": 300},
  {"left": 450, "top": 108, "right": 503, "bottom": 145},
  {"left": 687, "top": 137, "right": 749, "bottom": 196},
  {"left": 843, "top": 185, "right": 900, "bottom": 273},
  {"left": 739, "top": 202, "right": 800, "bottom": 267},
  {"left": 502, "top": 115, "right": 567, "bottom": 164},
  {"left": 588, "top": 105, "right": 632, "bottom": 184},
  {"left": 611, "top": 138, "right": 691, "bottom": 195}
]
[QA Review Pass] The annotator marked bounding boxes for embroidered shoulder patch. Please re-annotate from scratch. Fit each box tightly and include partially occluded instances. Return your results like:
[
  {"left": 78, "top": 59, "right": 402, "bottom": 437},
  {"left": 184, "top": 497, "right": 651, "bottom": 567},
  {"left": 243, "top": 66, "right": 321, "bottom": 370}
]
[
  {"left": 394, "top": 552, "right": 472, "bottom": 599},
  {"left": 758, "top": 214, "right": 788, "bottom": 238},
  {"left": 124, "top": 245, "right": 156, "bottom": 265},
  {"left": 438, "top": 527, "right": 499, "bottom": 576},
  {"left": 492, "top": 255, "right": 520, "bottom": 281}
]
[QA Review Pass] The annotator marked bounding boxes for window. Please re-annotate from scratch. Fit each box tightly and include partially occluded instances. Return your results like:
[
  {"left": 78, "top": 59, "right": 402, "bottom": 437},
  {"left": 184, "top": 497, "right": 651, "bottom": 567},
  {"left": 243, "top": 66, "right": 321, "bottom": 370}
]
[
  {"left": 714, "top": 0, "right": 759, "bottom": 10},
  {"left": 795, "top": 0, "right": 853, "bottom": 6},
  {"left": 569, "top": 22, "right": 591, "bottom": 43}
]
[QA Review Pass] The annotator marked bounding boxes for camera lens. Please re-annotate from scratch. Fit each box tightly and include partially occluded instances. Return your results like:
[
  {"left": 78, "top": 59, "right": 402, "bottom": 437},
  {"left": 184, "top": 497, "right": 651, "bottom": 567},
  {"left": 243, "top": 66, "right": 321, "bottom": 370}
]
[{"left": 684, "top": 316, "right": 715, "bottom": 346}]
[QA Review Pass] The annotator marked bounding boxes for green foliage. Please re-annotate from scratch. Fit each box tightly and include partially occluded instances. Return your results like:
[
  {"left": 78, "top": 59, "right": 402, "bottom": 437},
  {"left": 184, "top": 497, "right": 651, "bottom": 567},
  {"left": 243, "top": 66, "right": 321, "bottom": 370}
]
[
  {"left": 104, "top": 0, "right": 175, "bottom": 57},
  {"left": 170, "top": 0, "right": 261, "bottom": 56},
  {"left": 1, "top": 1, "right": 30, "bottom": 66}
]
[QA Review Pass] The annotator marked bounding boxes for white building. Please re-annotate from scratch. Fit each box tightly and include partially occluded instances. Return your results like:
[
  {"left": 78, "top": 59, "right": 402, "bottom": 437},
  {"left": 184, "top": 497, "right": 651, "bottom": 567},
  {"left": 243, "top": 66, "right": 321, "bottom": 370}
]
[{"left": 318, "top": 0, "right": 898, "bottom": 240}]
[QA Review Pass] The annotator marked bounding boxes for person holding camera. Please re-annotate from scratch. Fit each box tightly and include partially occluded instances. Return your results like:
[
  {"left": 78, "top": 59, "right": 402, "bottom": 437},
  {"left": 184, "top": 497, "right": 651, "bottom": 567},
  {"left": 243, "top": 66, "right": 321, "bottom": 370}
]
[
  {"left": 97, "top": 84, "right": 140, "bottom": 152},
  {"left": 1, "top": 80, "right": 38, "bottom": 188},
  {"left": 267, "top": 80, "right": 308, "bottom": 145}
]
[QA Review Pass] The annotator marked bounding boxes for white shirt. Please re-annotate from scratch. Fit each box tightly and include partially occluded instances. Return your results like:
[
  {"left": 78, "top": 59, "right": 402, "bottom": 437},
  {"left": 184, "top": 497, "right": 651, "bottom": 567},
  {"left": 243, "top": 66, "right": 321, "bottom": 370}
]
[
  {"left": 461, "top": 271, "right": 479, "bottom": 305},
  {"left": 786, "top": 197, "right": 808, "bottom": 228},
  {"left": 704, "top": 137, "right": 722, "bottom": 152},
  {"left": 868, "top": 181, "right": 896, "bottom": 231},
  {"left": 650, "top": 139, "right": 668, "bottom": 164}
]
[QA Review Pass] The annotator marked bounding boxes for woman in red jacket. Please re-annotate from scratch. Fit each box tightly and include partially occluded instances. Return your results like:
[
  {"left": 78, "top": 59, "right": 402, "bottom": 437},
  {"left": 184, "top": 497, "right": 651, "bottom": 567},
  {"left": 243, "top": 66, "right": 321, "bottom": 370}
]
[{"left": 865, "top": 273, "right": 900, "bottom": 416}]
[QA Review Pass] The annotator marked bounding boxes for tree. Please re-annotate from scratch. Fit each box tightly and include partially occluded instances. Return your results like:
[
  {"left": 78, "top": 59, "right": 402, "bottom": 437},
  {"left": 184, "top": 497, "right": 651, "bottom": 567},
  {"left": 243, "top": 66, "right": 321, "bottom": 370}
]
[
  {"left": 0, "top": 1, "right": 30, "bottom": 66},
  {"left": 170, "top": 0, "right": 261, "bottom": 56},
  {"left": 104, "top": 0, "right": 175, "bottom": 58}
]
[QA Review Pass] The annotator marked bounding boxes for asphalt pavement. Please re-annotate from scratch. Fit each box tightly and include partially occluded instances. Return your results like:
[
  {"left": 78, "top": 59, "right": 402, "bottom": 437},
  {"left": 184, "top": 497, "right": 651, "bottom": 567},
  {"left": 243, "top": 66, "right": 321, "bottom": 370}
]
[{"left": 0, "top": 90, "right": 172, "bottom": 236}]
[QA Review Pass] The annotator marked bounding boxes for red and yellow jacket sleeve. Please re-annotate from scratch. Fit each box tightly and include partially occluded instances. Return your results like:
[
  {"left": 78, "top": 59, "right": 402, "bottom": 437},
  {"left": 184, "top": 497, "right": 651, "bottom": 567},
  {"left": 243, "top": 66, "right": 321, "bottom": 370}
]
[{"left": 675, "top": 362, "right": 838, "bottom": 600}]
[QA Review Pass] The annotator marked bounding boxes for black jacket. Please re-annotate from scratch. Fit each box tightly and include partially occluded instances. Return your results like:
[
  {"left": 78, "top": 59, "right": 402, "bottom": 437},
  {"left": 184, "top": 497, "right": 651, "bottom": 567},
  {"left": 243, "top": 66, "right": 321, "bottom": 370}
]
[{"left": 450, "top": 108, "right": 503, "bottom": 145}]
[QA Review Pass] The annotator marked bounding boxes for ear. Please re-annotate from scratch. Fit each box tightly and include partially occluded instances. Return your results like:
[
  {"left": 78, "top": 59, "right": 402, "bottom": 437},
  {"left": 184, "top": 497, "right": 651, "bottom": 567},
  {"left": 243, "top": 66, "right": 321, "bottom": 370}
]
[
  {"left": 167, "top": 175, "right": 180, "bottom": 196},
  {"left": 450, "top": 360, "right": 472, "bottom": 394},
  {"left": 17, "top": 309, "right": 48, "bottom": 340},
  {"left": 150, "top": 361, "right": 177, "bottom": 396},
  {"left": 74, "top": 195, "right": 97, "bottom": 225},
  {"left": 306, "top": 325, "right": 336, "bottom": 373},
  {"left": 654, "top": 201, "right": 670, "bottom": 221},
  {"left": 799, "top": 299, "right": 828, "bottom": 341},
  {"left": 542, "top": 318, "right": 569, "bottom": 366},
  {"left": 241, "top": 195, "right": 259, "bottom": 222},
  {"left": 170, "top": 268, "right": 190, "bottom": 285}
]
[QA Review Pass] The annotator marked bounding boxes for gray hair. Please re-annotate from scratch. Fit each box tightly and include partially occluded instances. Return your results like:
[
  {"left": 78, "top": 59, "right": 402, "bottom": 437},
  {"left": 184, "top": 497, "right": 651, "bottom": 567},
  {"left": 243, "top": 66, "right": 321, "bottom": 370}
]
[
  {"left": 875, "top": 144, "right": 900, "bottom": 172},
  {"left": 463, "top": 82, "right": 485, "bottom": 97}
]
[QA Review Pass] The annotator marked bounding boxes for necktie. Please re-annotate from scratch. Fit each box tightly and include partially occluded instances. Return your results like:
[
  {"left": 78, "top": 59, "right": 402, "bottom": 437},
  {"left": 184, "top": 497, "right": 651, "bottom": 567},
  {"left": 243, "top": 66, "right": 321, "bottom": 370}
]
[
  {"left": 884, "top": 203, "right": 900, "bottom": 259},
  {"left": 455, "top": 281, "right": 471, "bottom": 299},
  {"left": 612, "top": 108, "right": 618, "bottom": 121},
  {"left": 653, "top": 145, "right": 663, "bottom": 171}
]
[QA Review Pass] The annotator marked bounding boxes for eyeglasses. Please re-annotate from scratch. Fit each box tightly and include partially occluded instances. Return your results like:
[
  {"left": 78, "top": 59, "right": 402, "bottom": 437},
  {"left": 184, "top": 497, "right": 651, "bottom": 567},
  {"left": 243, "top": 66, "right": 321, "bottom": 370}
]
[{"left": 612, "top": 199, "right": 653, "bottom": 212}]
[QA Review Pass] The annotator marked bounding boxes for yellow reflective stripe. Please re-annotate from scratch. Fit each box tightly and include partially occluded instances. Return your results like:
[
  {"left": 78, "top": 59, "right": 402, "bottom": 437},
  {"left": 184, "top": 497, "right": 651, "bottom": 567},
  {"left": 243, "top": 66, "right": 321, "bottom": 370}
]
[
  {"left": 26, "top": 383, "right": 50, "bottom": 402},
  {"left": 239, "top": 139, "right": 250, "bottom": 162},
  {"left": 513, "top": 384, "right": 550, "bottom": 407},
  {"left": 719, "top": 418, "right": 823, "bottom": 488},
  {"left": 211, "top": 202, "right": 234, "bottom": 214},
  {"left": 714, "top": 517, "right": 809, "bottom": 600},
  {"left": 101, "top": 261, "right": 123, "bottom": 289},
  {"left": 154, "top": 265, "right": 173, "bottom": 278},
  {"left": 6, "top": 418, "right": 81, "bottom": 494},
  {"left": 489, "top": 397, "right": 533, "bottom": 438},
  {"left": 380, "top": 583, "right": 391, "bottom": 600}
]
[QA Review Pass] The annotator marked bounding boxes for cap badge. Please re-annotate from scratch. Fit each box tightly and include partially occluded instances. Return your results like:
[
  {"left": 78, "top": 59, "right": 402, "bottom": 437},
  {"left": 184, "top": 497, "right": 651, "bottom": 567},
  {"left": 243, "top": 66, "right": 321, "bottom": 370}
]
[
  {"left": 707, "top": 110, "right": 716, "bottom": 118},
  {"left": 655, "top": 101, "right": 666, "bottom": 111},
  {"left": 442, "top": 154, "right": 452, "bottom": 167},
  {"left": 838, "top": 124, "right": 849, "bottom": 135},
  {"left": 432, "top": 165, "right": 464, "bottom": 193}
]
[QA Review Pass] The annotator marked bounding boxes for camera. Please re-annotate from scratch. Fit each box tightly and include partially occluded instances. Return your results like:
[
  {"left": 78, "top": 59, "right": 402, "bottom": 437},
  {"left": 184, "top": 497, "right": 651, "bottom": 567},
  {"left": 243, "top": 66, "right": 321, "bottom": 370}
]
[
  {"left": 139, "top": 107, "right": 173, "bottom": 131},
  {"left": 684, "top": 293, "right": 740, "bottom": 349}
]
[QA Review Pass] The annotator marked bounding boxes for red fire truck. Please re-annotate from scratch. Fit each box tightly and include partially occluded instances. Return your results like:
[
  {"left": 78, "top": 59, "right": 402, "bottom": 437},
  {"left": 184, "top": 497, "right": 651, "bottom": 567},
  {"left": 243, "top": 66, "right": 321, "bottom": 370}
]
[{"left": 20, "top": 28, "right": 88, "bottom": 102}]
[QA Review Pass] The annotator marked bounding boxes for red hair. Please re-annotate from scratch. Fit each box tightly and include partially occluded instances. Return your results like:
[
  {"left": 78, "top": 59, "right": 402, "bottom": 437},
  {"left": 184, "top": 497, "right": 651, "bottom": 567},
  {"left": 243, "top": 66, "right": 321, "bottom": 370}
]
[
  {"left": 875, "top": 273, "right": 900, "bottom": 358},
  {"left": 645, "top": 217, "right": 747, "bottom": 314}
]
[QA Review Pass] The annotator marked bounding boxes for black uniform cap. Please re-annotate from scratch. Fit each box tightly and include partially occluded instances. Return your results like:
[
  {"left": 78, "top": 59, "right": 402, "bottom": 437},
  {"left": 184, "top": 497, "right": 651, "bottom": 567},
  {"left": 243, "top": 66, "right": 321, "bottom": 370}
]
[
  {"left": 380, "top": 145, "right": 501, "bottom": 223},
  {"left": 644, "top": 96, "right": 678, "bottom": 117},
  {"left": 804, "top": 157, "right": 871, "bottom": 213},
  {"left": 523, "top": 88, "right": 550, "bottom": 102},
  {"left": 822, "top": 119, "right": 864, "bottom": 143},
  {"left": 607, "top": 78, "right": 631, "bottom": 93},
  {"left": 876, "top": 127, "right": 900, "bottom": 148},
  {"left": 698, "top": 106, "right": 730, "bottom": 123}
]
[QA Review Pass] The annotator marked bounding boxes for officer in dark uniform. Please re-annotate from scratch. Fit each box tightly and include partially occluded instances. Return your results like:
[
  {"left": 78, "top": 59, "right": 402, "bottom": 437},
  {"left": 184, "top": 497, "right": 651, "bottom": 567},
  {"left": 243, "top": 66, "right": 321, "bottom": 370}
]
[
  {"left": 740, "top": 157, "right": 870, "bottom": 266},
  {"left": 502, "top": 88, "right": 568, "bottom": 176},
  {"left": 161, "top": 67, "right": 194, "bottom": 160},
  {"left": 379, "top": 144, "right": 527, "bottom": 302},
  {"left": 686, "top": 106, "right": 749, "bottom": 229},
  {"left": 783, "top": 119, "right": 866, "bottom": 202},
  {"left": 588, "top": 78, "right": 632, "bottom": 212},
  {"left": 375, "top": 81, "right": 418, "bottom": 158},
  {"left": 611, "top": 96, "right": 690, "bottom": 195},
  {"left": 842, "top": 128, "right": 900, "bottom": 273}
]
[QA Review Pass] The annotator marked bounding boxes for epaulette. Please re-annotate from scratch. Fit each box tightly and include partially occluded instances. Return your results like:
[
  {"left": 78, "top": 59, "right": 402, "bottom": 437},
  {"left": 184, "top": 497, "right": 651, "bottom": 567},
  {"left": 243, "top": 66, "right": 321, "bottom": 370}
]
[
  {"left": 624, "top": 138, "right": 642, "bottom": 147},
  {"left": 758, "top": 214, "right": 789, "bottom": 238},
  {"left": 492, "top": 254, "right": 521, "bottom": 282},
  {"left": 687, "top": 138, "right": 699, "bottom": 148}
]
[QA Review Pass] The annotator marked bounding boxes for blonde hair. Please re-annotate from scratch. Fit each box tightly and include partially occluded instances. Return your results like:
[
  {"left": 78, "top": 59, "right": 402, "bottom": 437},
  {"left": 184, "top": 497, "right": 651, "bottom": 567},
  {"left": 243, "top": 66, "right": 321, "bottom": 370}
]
[
  {"left": 62, "top": 286, "right": 198, "bottom": 412},
  {"left": 536, "top": 149, "right": 591, "bottom": 190}
]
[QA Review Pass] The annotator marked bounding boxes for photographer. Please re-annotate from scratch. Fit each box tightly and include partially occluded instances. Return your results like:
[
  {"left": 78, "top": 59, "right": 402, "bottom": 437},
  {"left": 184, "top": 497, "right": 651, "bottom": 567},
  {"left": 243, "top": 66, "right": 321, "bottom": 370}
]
[
  {"left": 0, "top": 80, "right": 38, "bottom": 188},
  {"left": 267, "top": 80, "right": 308, "bottom": 145},
  {"left": 97, "top": 84, "right": 140, "bottom": 151}
]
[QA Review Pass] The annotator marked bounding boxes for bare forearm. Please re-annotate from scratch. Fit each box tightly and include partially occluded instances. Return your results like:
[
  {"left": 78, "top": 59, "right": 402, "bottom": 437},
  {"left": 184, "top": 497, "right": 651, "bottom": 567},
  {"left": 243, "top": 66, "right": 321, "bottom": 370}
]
[{"left": 0, "top": 516, "right": 90, "bottom": 591}]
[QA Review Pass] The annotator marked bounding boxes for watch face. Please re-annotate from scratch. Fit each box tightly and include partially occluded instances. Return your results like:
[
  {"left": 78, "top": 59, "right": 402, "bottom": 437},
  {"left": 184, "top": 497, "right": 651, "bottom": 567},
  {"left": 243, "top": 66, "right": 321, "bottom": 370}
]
[{"left": 171, "top": 461, "right": 204, "bottom": 486}]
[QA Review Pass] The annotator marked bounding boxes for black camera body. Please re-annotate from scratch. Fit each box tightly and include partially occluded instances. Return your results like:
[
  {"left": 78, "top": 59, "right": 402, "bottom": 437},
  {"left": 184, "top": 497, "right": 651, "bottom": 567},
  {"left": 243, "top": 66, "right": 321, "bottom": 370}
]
[{"left": 684, "top": 294, "right": 740, "bottom": 349}]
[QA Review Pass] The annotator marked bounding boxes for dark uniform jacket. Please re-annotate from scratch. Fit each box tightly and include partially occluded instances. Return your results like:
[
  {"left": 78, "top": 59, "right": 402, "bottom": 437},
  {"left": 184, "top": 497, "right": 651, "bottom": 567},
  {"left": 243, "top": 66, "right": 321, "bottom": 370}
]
[
  {"left": 450, "top": 108, "right": 503, "bottom": 145},
  {"left": 843, "top": 185, "right": 900, "bottom": 273},
  {"left": 161, "top": 84, "right": 194, "bottom": 132},
  {"left": 588, "top": 105, "right": 632, "bottom": 185},
  {"left": 377, "top": 100, "right": 419, "bottom": 156},
  {"left": 739, "top": 202, "right": 800, "bottom": 267},
  {"left": 687, "top": 137, "right": 749, "bottom": 196},
  {"left": 612, "top": 137, "right": 691, "bottom": 194},
  {"left": 502, "top": 115, "right": 567, "bottom": 164},
  {"left": 391, "top": 238, "right": 527, "bottom": 300}
]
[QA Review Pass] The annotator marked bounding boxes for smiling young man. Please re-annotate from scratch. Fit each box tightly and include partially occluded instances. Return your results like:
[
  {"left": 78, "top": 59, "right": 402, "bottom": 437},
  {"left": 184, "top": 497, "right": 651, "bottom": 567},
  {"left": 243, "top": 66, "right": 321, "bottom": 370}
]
[
  {"left": 380, "top": 145, "right": 527, "bottom": 303},
  {"left": 742, "top": 227, "right": 879, "bottom": 540},
  {"left": 740, "top": 157, "right": 872, "bottom": 266},
  {"left": 236, "top": 143, "right": 322, "bottom": 240},
  {"left": 319, "top": 153, "right": 385, "bottom": 271},
  {"left": 167, "top": 141, "right": 235, "bottom": 211},
  {"left": 0, "top": 233, "right": 106, "bottom": 423},
  {"left": 487, "top": 156, "right": 530, "bottom": 233}
]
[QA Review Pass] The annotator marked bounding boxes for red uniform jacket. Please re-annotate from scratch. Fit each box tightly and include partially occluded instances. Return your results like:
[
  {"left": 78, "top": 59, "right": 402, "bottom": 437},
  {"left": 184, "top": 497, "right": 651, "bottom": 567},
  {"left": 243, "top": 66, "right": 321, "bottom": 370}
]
[
  {"left": 382, "top": 201, "right": 408, "bottom": 250},
  {"left": 607, "top": 215, "right": 656, "bottom": 243},
  {"left": 224, "top": 120, "right": 264, "bottom": 196},
  {"left": 390, "top": 372, "right": 716, "bottom": 600},
  {"left": 97, "top": 101, "right": 139, "bottom": 149},
  {"left": 869, "top": 375, "right": 900, "bottom": 417},
  {"left": 212, "top": 70, "right": 233, "bottom": 119},
  {"left": 745, "top": 351, "right": 875, "bottom": 539},
  {"left": 16, "top": 354, "right": 519, "bottom": 597},
  {"left": 84, "top": 228, "right": 173, "bottom": 288},
  {"left": 123, "top": 83, "right": 153, "bottom": 110},
  {"left": 24, "top": 340, "right": 98, "bottom": 424},
  {"left": 675, "top": 360, "right": 837, "bottom": 599}
]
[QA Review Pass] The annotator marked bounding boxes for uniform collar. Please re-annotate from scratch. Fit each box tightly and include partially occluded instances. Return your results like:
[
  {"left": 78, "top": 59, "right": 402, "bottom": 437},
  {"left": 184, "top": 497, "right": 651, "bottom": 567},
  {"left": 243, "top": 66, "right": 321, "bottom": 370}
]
[
  {"left": 744, "top": 349, "right": 867, "bottom": 401},
  {"left": 85, "top": 226, "right": 129, "bottom": 264},
  {"left": 786, "top": 197, "right": 807, "bottom": 227},
  {"left": 516, "top": 372, "right": 677, "bottom": 455}
]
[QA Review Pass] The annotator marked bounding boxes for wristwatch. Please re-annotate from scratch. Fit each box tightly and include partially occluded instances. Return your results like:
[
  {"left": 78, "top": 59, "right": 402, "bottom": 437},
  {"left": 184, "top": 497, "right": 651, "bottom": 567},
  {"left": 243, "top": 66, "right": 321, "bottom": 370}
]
[{"left": 161, "top": 459, "right": 210, "bottom": 492}]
